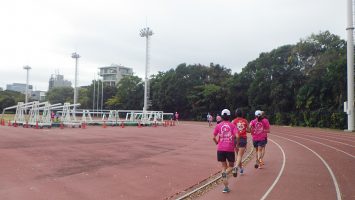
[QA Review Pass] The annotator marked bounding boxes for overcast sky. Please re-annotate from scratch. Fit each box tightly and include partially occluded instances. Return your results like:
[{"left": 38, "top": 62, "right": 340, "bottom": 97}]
[{"left": 0, "top": 0, "right": 347, "bottom": 91}]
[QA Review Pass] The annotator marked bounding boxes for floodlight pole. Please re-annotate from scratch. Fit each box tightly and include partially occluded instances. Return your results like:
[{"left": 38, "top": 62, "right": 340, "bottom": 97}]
[
  {"left": 140, "top": 27, "right": 153, "bottom": 117},
  {"left": 97, "top": 77, "right": 100, "bottom": 117},
  {"left": 72, "top": 52, "right": 80, "bottom": 113},
  {"left": 23, "top": 65, "right": 31, "bottom": 104},
  {"left": 346, "top": 0, "right": 354, "bottom": 131},
  {"left": 93, "top": 77, "right": 96, "bottom": 114},
  {"left": 101, "top": 79, "right": 103, "bottom": 114}
]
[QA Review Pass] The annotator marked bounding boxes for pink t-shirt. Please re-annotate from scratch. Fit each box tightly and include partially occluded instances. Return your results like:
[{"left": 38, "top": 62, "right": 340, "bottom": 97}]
[
  {"left": 213, "top": 121, "right": 237, "bottom": 152},
  {"left": 250, "top": 118, "right": 270, "bottom": 141}
]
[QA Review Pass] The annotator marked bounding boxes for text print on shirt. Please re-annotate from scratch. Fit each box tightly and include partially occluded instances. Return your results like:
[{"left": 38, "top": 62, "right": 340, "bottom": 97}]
[
  {"left": 219, "top": 124, "right": 233, "bottom": 143},
  {"left": 254, "top": 122, "right": 264, "bottom": 134},
  {"left": 236, "top": 121, "right": 245, "bottom": 132}
]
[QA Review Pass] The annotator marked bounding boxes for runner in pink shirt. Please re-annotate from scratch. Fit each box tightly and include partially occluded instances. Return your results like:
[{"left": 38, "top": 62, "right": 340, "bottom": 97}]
[
  {"left": 250, "top": 110, "right": 270, "bottom": 169},
  {"left": 260, "top": 111, "right": 268, "bottom": 162},
  {"left": 212, "top": 109, "right": 237, "bottom": 193}
]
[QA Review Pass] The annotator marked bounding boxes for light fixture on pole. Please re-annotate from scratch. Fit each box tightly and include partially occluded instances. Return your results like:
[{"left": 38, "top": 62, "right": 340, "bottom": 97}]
[
  {"left": 23, "top": 65, "right": 31, "bottom": 104},
  {"left": 140, "top": 27, "right": 153, "bottom": 116},
  {"left": 72, "top": 52, "right": 80, "bottom": 113}
]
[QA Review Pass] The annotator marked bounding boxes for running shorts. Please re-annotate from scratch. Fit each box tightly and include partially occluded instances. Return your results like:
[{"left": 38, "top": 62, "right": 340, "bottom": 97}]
[
  {"left": 217, "top": 151, "right": 235, "bottom": 162},
  {"left": 253, "top": 139, "right": 267, "bottom": 148}
]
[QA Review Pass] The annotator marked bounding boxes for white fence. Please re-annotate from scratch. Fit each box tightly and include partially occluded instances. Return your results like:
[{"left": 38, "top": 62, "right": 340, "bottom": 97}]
[{"left": 1, "top": 102, "right": 174, "bottom": 128}]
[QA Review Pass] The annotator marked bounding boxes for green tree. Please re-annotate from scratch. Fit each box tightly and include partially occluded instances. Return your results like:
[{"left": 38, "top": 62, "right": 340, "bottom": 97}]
[
  {"left": 0, "top": 90, "right": 25, "bottom": 112},
  {"left": 46, "top": 87, "right": 73, "bottom": 104},
  {"left": 107, "top": 76, "right": 144, "bottom": 110},
  {"left": 78, "top": 87, "right": 91, "bottom": 109}
]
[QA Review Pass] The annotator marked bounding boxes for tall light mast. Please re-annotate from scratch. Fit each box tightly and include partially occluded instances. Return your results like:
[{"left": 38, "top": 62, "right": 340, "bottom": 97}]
[
  {"left": 23, "top": 65, "right": 31, "bottom": 104},
  {"left": 71, "top": 52, "right": 80, "bottom": 113},
  {"left": 346, "top": 0, "right": 354, "bottom": 131},
  {"left": 140, "top": 27, "right": 153, "bottom": 116}
]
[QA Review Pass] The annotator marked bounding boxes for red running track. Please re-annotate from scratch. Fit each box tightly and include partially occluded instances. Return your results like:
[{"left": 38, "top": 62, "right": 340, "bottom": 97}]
[
  {"left": 0, "top": 122, "right": 220, "bottom": 200},
  {"left": 0, "top": 123, "right": 354, "bottom": 200},
  {"left": 199, "top": 126, "right": 355, "bottom": 200}
]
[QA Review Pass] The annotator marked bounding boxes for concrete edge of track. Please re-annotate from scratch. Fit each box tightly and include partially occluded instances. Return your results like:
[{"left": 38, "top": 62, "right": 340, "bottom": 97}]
[{"left": 173, "top": 145, "right": 255, "bottom": 200}]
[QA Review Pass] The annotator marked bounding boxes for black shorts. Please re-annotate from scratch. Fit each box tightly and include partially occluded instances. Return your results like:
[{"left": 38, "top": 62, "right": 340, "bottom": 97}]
[
  {"left": 217, "top": 151, "right": 235, "bottom": 162},
  {"left": 238, "top": 137, "right": 247, "bottom": 148},
  {"left": 253, "top": 140, "right": 267, "bottom": 148}
]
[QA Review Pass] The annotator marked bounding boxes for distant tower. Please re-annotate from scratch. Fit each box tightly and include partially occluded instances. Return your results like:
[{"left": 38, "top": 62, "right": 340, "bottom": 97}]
[
  {"left": 140, "top": 27, "right": 153, "bottom": 114},
  {"left": 48, "top": 73, "right": 72, "bottom": 90}
]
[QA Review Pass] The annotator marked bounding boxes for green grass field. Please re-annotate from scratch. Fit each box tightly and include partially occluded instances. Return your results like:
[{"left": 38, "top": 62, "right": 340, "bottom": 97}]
[{"left": 1, "top": 114, "right": 15, "bottom": 121}]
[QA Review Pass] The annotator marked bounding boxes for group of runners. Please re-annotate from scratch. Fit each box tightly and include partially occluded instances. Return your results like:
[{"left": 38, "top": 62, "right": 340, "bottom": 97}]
[
  {"left": 212, "top": 108, "right": 270, "bottom": 193},
  {"left": 207, "top": 112, "right": 222, "bottom": 127}
]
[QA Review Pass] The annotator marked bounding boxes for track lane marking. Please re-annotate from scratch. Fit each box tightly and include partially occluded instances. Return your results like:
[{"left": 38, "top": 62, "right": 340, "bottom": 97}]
[
  {"left": 279, "top": 130, "right": 355, "bottom": 146},
  {"left": 277, "top": 127, "right": 355, "bottom": 140},
  {"left": 277, "top": 133, "right": 355, "bottom": 159},
  {"left": 273, "top": 134, "right": 342, "bottom": 200},
  {"left": 260, "top": 139, "right": 286, "bottom": 200},
  {"left": 294, "top": 134, "right": 355, "bottom": 147}
]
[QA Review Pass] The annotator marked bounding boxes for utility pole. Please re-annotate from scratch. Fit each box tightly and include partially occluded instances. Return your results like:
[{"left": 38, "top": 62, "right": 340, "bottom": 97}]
[
  {"left": 140, "top": 27, "right": 153, "bottom": 117},
  {"left": 71, "top": 52, "right": 80, "bottom": 113},
  {"left": 346, "top": 0, "right": 354, "bottom": 131},
  {"left": 23, "top": 65, "right": 31, "bottom": 104}
]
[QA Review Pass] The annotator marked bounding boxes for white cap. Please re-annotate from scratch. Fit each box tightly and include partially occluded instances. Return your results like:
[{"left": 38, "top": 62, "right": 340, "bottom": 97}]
[
  {"left": 255, "top": 110, "right": 262, "bottom": 116},
  {"left": 221, "top": 109, "right": 231, "bottom": 116}
]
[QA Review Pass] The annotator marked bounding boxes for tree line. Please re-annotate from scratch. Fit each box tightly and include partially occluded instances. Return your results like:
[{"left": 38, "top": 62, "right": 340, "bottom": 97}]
[{"left": 0, "top": 31, "right": 347, "bottom": 129}]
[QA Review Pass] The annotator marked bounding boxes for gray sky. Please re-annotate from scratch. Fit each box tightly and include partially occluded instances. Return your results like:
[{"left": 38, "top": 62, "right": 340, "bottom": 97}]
[{"left": 0, "top": 0, "right": 347, "bottom": 91}]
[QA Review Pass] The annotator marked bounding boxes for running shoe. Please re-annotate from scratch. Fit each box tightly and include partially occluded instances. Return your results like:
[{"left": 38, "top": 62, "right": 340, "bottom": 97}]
[
  {"left": 222, "top": 187, "right": 230, "bottom": 193},
  {"left": 232, "top": 167, "right": 238, "bottom": 177},
  {"left": 240, "top": 167, "right": 244, "bottom": 174},
  {"left": 254, "top": 160, "right": 259, "bottom": 169},
  {"left": 259, "top": 159, "right": 264, "bottom": 166}
]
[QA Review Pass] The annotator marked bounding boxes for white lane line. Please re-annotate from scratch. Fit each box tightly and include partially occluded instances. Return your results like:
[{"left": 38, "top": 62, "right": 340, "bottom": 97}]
[
  {"left": 279, "top": 134, "right": 355, "bottom": 159},
  {"left": 297, "top": 134, "right": 355, "bottom": 147},
  {"left": 260, "top": 139, "right": 286, "bottom": 200},
  {"left": 273, "top": 134, "right": 342, "bottom": 200},
  {"left": 281, "top": 130, "right": 355, "bottom": 144},
  {"left": 278, "top": 127, "right": 355, "bottom": 140}
]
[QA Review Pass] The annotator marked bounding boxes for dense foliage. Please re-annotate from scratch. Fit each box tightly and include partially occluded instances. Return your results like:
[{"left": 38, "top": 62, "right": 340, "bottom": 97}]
[
  {"left": 0, "top": 31, "right": 348, "bottom": 129},
  {"left": 43, "top": 31, "right": 351, "bottom": 129},
  {"left": 0, "top": 90, "right": 25, "bottom": 112}
]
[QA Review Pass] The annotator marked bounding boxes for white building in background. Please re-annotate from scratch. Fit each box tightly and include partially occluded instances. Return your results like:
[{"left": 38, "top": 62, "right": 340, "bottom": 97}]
[
  {"left": 48, "top": 74, "right": 72, "bottom": 90},
  {"left": 31, "top": 91, "right": 46, "bottom": 101},
  {"left": 6, "top": 83, "right": 46, "bottom": 101},
  {"left": 6, "top": 83, "right": 33, "bottom": 94},
  {"left": 99, "top": 64, "right": 133, "bottom": 86}
]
